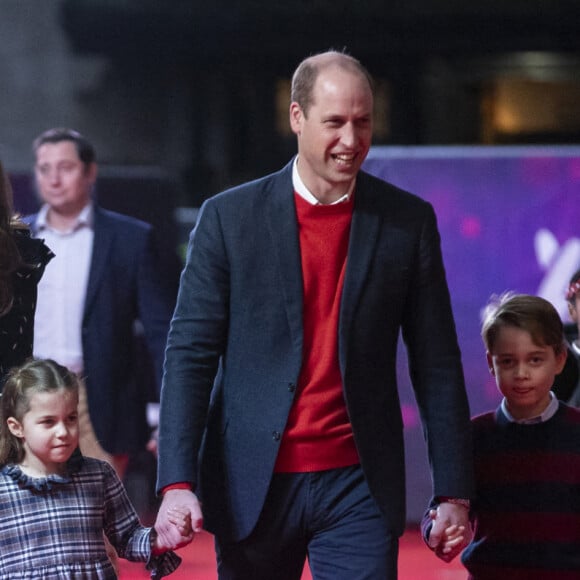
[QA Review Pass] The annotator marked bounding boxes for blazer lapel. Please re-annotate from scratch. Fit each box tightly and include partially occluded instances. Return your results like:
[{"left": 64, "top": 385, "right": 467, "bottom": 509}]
[
  {"left": 265, "top": 168, "right": 304, "bottom": 354},
  {"left": 339, "top": 184, "right": 381, "bottom": 367},
  {"left": 263, "top": 165, "right": 383, "bottom": 364},
  {"left": 84, "top": 207, "right": 113, "bottom": 317}
]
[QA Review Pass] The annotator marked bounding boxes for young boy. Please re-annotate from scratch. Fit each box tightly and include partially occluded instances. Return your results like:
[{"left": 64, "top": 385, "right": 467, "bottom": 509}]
[{"left": 423, "top": 292, "right": 580, "bottom": 579}]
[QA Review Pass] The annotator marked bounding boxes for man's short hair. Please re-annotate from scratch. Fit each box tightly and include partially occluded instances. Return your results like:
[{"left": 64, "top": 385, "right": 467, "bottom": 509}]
[{"left": 32, "top": 128, "right": 96, "bottom": 167}]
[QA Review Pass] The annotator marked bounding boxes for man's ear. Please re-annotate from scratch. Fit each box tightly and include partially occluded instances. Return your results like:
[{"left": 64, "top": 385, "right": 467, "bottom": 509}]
[
  {"left": 289, "top": 102, "right": 303, "bottom": 136},
  {"left": 6, "top": 417, "right": 23, "bottom": 438},
  {"left": 85, "top": 161, "right": 98, "bottom": 186}
]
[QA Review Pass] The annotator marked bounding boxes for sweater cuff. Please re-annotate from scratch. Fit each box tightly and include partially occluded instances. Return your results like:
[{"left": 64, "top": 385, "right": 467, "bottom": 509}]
[
  {"left": 436, "top": 496, "right": 471, "bottom": 509},
  {"left": 161, "top": 482, "right": 192, "bottom": 494}
]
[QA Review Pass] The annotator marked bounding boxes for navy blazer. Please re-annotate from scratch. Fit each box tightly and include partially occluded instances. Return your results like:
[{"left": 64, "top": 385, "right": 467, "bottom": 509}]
[
  {"left": 158, "top": 160, "right": 474, "bottom": 541},
  {"left": 29, "top": 205, "right": 177, "bottom": 454}
]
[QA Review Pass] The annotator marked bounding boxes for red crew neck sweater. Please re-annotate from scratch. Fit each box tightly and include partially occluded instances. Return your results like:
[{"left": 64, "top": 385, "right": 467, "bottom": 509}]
[{"left": 274, "top": 193, "right": 360, "bottom": 472}]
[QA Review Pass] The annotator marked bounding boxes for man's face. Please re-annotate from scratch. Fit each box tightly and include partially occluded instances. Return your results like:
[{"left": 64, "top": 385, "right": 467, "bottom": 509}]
[
  {"left": 290, "top": 66, "right": 373, "bottom": 201},
  {"left": 35, "top": 140, "right": 96, "bottom": 216}
]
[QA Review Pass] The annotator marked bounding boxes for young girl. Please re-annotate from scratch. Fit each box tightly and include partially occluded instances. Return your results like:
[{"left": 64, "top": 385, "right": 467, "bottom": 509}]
[{"left": 0, "top": 358, "right": 192, "bottom": 579}]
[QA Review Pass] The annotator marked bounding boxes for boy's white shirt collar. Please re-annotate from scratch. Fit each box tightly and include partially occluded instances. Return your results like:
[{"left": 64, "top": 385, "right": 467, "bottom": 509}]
[{"left": 501, "top": 391, "right": 558, "bottom": 424}]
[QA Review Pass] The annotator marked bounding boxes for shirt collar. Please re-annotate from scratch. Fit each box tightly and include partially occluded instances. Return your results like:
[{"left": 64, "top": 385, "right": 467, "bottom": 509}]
[
  {"left": 500, "top": 391, "right": 558, "bottom": 424},
  {"left": 292, "top": 156, "right": 353, "bottom": 205},
  {"left": 37, "top": 202, "right": 94, "bottom": 233}
]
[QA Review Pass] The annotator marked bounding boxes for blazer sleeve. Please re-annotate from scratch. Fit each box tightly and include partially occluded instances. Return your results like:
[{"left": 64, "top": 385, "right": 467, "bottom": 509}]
[
  {"left": 401, "top": 202, "right": 475, "bottom": 500},
  {"left": 156, "top": 199, "right": 229, "bottom": 491}
]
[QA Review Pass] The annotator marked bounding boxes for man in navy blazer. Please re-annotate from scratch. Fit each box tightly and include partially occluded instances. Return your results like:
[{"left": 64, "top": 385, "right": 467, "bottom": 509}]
[
  {"left": 155, "top": 51, "right": 474, "bottom": 578},
  {"left": 28, "top": 128, "right": 177, "bottom": 476}
]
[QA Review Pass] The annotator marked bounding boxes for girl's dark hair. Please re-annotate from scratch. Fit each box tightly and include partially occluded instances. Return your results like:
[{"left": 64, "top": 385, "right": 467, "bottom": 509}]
[
  {"left": 0, "top": 161, "right": 28, "bottom": 316},
  {"left": 481, "top": 292, "right": 566, "bottom": 356},
  {"left": 0, "top": 359, "right": 80, "bottom": 465}
]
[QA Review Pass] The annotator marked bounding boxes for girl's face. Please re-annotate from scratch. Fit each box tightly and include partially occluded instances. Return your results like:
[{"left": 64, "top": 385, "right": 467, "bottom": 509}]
[
  {"left": 7, "top": 388, "right": 79, "bottom": 476},
  {"left": 487, "top": 325, "right": 566, "bottom": 420}
]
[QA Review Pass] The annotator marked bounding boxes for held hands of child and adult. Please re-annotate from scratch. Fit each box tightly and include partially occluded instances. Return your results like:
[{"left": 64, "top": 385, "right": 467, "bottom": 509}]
[
  {"left": 155, "top": 489, "right": 203, "bottom": 550},
  {"left": 152, "top": 504, "right": 196, "bottom": 554},
  {"left": 427, "top": 501, "right": 472, "bottom": 562}
]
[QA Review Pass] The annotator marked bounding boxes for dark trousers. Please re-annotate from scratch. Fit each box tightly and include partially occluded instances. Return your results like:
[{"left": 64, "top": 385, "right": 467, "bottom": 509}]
[{"left": 216, "top": 464, "right": 399, "bottom": 580}]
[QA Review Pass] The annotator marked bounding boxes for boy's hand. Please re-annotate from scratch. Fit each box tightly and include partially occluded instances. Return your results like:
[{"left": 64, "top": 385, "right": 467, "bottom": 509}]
[{"left": 428, "top": 502, "right": 472, "bottom": 562}]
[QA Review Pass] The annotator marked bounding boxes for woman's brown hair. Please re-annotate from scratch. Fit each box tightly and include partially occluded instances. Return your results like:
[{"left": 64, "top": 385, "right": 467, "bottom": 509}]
[{"left": 0, "top": 161, "right": 28, "bottom": 316}]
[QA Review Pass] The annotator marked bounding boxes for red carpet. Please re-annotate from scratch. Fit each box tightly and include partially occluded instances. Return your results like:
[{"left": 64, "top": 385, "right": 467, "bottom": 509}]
[{"left": 119, "top": 527, "right": 467, "bottom": 579}]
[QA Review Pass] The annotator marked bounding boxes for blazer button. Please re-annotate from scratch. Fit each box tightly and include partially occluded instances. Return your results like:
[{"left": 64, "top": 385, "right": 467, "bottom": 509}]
[
  {"left": 288, "top": 383, "right": 296, "bottom": 393},
  {"left": 272, "top": 431, "right": 281, "bottom": 441}
]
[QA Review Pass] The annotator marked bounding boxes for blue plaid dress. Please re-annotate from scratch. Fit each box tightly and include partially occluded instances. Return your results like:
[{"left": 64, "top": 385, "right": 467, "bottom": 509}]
[{"left": 0, "top": 454, "right": 180, "bottom": 579}]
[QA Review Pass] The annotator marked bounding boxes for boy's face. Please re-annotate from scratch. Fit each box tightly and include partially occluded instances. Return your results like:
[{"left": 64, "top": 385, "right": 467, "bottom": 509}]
[{"left": 487, "top": 325, "right": 566, "bottom": 420}]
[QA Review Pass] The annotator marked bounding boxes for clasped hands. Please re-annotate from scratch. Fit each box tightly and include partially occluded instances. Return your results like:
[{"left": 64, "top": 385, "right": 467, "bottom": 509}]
[
  {"left": 152, "top": 489, "right": 203, "bottom": 553},
  {"left": 427, "top": 502, "right": 472, "bottom": 563}
]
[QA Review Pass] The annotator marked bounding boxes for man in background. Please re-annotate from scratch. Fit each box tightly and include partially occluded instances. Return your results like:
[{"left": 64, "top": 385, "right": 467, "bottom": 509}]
[{"left": 28, "top": 127, "right": 177, "bottom": 481}]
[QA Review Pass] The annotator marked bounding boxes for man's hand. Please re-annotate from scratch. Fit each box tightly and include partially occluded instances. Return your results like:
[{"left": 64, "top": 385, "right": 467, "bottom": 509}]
[
  {"left": 154, "top": 489, "right": 203, "bottom": 550},
  {"left": 427, "top": 502, "right": 472, "bottom": 562}
]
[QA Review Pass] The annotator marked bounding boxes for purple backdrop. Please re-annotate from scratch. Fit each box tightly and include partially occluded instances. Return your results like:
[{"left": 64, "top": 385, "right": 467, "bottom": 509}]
[{"left": 363, "top": 145, "right": 580, "bottom": 522}]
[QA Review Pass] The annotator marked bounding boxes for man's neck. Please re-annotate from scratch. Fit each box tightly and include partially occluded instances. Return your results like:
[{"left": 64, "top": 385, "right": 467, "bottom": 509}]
[
  {"left": 294, "top": 159, "right": 355, "bottom": 204},
  {"left": 46, "top": 206, "right": 84, "bottom": 232}
]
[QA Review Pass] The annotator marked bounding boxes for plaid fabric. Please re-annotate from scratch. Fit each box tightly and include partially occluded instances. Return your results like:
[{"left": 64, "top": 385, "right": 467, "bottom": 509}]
[{"left": 0, "top": 456, "right": 180, "bottom": 579}]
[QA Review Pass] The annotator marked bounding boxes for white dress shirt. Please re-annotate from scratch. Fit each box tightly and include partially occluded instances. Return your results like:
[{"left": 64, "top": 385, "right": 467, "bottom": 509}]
[{"left": 33, "top": 204, "right": 94, "bottom": 374}]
